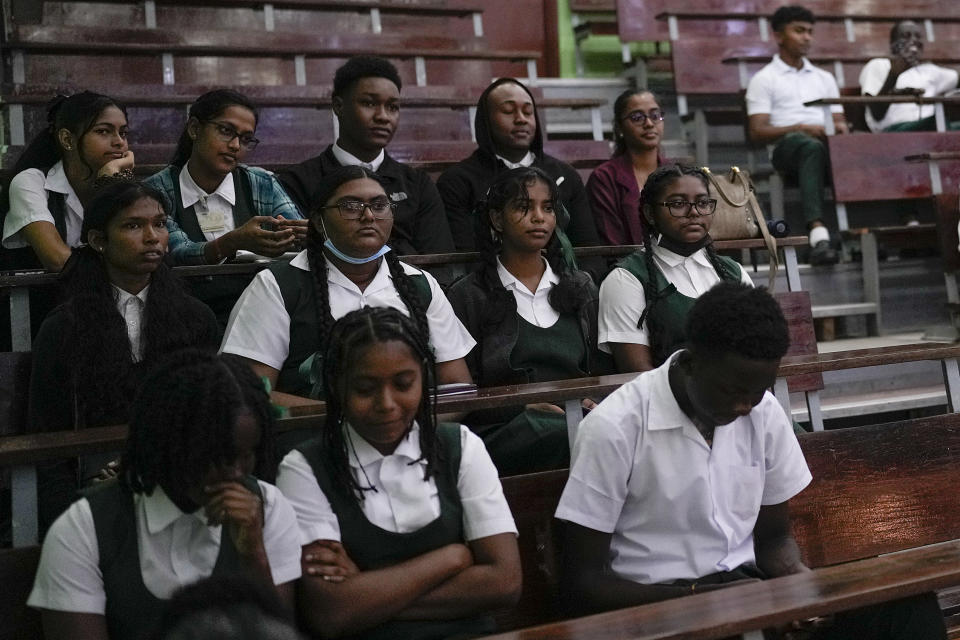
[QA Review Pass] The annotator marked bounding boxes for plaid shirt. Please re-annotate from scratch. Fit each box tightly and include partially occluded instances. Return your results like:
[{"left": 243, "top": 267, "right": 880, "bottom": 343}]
[{"left": 146, "top": 164, "right": 303, "bottom": 265}]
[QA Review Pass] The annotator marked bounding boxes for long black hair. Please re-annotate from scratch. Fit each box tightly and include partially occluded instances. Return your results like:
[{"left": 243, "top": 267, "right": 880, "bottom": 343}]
[
  {"left": 0, "top": 91, "right": 128, "bottom": 215},
  {"left": 637, "top": 164, "right": 731, "bottom": 341},
  {"left": 170, "top": 89, "right": 259, "bottom": 168},
  {"left": 305, "top": 165, "right": 431, "bottom": 353},
  {"left": 320, "top": 306, "right": 439, "bottom": 503},
  {"left": 57, "top": 180, "right": 217, "bottom": 427},
  {"left": 474, "top": 166, "right": 592, "bottom": 323},
  {"left": 122, "top": 349, "right": 276, "bottom": 497},
  {"left": 611, "top": 88, "right": 661, "bottom": 157}
]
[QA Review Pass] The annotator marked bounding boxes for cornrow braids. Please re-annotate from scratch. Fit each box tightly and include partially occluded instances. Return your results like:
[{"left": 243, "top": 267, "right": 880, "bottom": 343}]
[
  {"left": 320, "top": 307, "right": 439, "bottom": 504},
  {"left": 121, "top": 350, "right": 276, "bottom": 497}
]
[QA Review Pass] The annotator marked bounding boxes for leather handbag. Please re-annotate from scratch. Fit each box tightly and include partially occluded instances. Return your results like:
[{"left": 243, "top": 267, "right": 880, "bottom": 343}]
[{"left": 702, "top": 166, "right": 779, "bottom": 289}]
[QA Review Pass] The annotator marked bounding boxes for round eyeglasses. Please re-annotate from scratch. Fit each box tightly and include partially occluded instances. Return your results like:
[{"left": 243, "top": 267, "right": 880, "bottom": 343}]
[
  {"left": 203, "top": 120, "right": 260, "bottom": 151},
  {"left": 657, "top": 198, "right": 718, "bottom": 217}
]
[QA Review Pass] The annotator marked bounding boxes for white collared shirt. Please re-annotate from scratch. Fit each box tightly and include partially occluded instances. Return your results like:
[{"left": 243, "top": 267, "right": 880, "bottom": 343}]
[
  {"left": 2, "top": 161, "right": 84, "bottom": 249},
  {"left": 113, "top": 284, "right": 149, "bottom": 362},
  {"left": 178, "top": 164, "right": 236, "bottom": 241},
  {"left": 277, "top": 423, "right": 517, "bottom": 544},
  {"left": 332, "top": 141, "right": 385, "bottom": 172},
  {"left": 860, "top": 58, "right": 959, "bottom": 131},
  {"left": 745, "top": 54, "right": 843, "bottom": 127},
  {"left": 495, "top": 257, "right": 560, "bottom": 327},
  {"left": 495, "top": 151, "right": 536, "bottom": 170},
  {"left": 28, "top": 482, "right": 302, "bottom": 614},
  {"left": 220, "top": 250, "right": 475, "bottom": 370},
  {"left": 597, "top": 243, "right": 754, "bottom": 352},
  {"left": 555, "top": 352, "right": 812, "bottom": 584}
]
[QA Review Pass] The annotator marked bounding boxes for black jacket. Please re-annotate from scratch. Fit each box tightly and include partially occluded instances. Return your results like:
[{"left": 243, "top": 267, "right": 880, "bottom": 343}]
[{"left": 278, "top": 145, "right": 455, "bottom": 256}]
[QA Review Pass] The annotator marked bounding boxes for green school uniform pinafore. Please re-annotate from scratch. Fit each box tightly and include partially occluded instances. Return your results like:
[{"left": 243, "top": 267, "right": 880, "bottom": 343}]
[{"left": 297, "top": 423, "right": 495, "bottom": 640}]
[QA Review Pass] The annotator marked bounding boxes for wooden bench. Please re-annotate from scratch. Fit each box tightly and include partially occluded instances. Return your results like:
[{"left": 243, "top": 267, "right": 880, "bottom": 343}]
[
  {"left": 2, "top": 24, "right": 540, "bottom": 88},
  {"left": 490, "top": 412, "right": 960, "bottom": 636},
  {"left": 0, "top": 82, "right": 608, "bottom": 146}
]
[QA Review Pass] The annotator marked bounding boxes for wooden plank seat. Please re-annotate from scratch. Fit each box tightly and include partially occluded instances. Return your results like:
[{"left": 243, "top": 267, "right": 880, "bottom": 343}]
[
  {"left": 489, "top": 412, "right": 960, "bottom": 636},
  {"left": 2, "top": 25, "right": 539, "bottom": 88}
]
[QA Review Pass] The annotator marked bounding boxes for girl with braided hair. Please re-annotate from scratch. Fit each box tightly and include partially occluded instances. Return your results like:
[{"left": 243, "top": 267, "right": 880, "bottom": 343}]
[
  {"left": 598, "top": 163, "right": 754, "bottom": 373},
  {"left": 276, "top": 306, "right": 520, "bottom": 639},
  {"left": 28, "top": 350, "right": 302, "bottom": 640},
  {"left": 221, "top": 165, "right": 474, "bottom": 400},
  {"left": 447, "top": 166, "right": 610, "bottom": 475},
  {"left": 1, "top": 91, "right": 134, "bottom": 271},
  {"left": 28, "top": 180, "right": 220, "bottom": 533}
]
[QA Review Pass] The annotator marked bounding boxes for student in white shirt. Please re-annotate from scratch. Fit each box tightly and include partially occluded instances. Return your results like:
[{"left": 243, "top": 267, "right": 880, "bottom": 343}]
[
  {"left": 859, "top": 20, "right": 960, "bottom": 132},
  {"left": 1, "top": 91, "right": 134, "bottom": 271},
  {"left": 599, "top": 164, "right": 753, "bottom": 374},
  {"left": 29, "top": 350, "right": 302, "bottom": 640},
  {"left": 558, "top": 282, "right": 946, "bottom": 638},
  {"left": 447, "top": 167, "right": 609, "bottom": 475},
  {"left": 221, "top": 166, "right": 475, "bottom": 398},
  {"left": 276, "top": 306, "right": 521, "bottom": 639},
  {"left": 28, "top": 180, "right": 219, "bottom": 533},
  {"left": 745, "top": 5, "right": 848, "bottom": 266}
]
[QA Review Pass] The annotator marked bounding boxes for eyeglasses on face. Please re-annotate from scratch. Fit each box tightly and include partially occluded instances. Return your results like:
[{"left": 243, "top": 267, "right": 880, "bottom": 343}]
[
  {"left": 622, "top": 110, "right": 665, "bottom": 125},
  {"left": 203, "top": 120, "right": 260, "bottom": 151},
  {"left": 321, "top": 198, "right": 396, "bottom": 220},
  {"left": 658, "top": 198, "right": 718, "bottom": 217}
]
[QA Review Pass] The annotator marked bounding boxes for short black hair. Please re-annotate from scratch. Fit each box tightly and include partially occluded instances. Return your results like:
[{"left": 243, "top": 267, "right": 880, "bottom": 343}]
[
  {"left": 771, "top": 5, "right": 815, "bottom": 32},
  {"left": 890, "top": 20, "right": 920, "bottom": 43},
  {"left": 686, "top": 283, "right": 790, "bottom": 361},
  {"left": 333, "top": 55, "right": 402, "bottom": 98}
]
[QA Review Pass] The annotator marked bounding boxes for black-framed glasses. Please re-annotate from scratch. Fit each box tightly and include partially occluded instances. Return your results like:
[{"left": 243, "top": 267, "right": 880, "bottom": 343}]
[
  {"left": 658, "top": 198, "right": 718, "bottom": 217},
  {"left": 623, "top": 110, "right": 665, "bottom": 125},
  {"left": 321, "top": 198, "right": 396, "bottom": 220},
  {"left": 203, "top": 120, "right": 260, "bottom": 151}
]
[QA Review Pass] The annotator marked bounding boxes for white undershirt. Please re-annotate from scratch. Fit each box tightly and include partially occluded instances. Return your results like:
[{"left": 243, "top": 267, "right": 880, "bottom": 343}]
[
  {"left": 495, "top": 257, "right": 560, "bottom": 327},
  {"left": 113, "top": 284, "right": 149, "bottom": 362},
  {"left": 332, "top": 141, "right": 385, "bottom": 172},
  {"left": 178, "top": 164, "right": 236, "bottom": 242}
]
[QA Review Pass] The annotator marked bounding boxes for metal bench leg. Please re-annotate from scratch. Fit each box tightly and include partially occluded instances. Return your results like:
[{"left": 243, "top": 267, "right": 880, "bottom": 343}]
[
  {"left": 774, "top": 378, "right": 791, "bottom": 420},
  {"left": 806, "top": 390, "right": 824, "bottom": 432},
  {"left": 861, "top": 232, "right": 881, "bottom": 336},
  {"left": 784, "top": 246, "right": 802, "bottom": 292},
  {"left": 769, "top": 172, "right": 785, "bottom": 221},
  {"left": 10, "top": 286, "right": 31, "bottom": 351},
  {"left": 565, "top": 398, "right": 584, "bottom": 452},
  {"left": 11, "top": 465, "right": 38, "bottom": 547},
  {"left": 694, "top": 110, "right": 708, "bottom": 166},
  {"left": 742, "top": 630, "right": 765, "bottom": 640},
  {"left": 942, "top": 357, "right": 960, "bottom": 412}
]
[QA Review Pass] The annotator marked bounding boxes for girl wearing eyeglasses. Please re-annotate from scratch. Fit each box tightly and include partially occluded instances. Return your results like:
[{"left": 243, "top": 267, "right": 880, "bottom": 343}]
[
  {"left": 145, "top": 90, "right": 308, "bottom": 323},
  {"left": 221, "top": 166, "right": 474, "bottom": 406},
  {"left": 598, "top": 164, "right": 754, "bottom": 373},
  {"left": 586, "top": 90, "right": 668, "bottom": 246}
]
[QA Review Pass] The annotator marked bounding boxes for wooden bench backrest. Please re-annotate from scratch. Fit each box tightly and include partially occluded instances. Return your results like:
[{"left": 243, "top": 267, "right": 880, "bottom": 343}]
[
  {"left": 775, "top": 291, "right": 824, "bottom": 394},
  {"left": 828, "top": 132, "right": 960, "bottom": 203},
  {"left": 498, "top": 413, "right": 960, "bottom": 630}
]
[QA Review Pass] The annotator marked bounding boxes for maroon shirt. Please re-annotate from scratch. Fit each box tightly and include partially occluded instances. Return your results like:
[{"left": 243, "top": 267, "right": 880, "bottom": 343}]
[{"left": 586, "top": 153, "right": 665, "bottom": 246}]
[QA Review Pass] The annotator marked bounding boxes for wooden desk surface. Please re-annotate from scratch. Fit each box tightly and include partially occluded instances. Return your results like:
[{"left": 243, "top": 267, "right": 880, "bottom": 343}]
[{"left": 482, "top": 539, "right": 960, "bottom": 640}]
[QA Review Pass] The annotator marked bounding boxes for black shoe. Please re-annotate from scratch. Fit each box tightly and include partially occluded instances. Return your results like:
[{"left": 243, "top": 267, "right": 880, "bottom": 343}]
[{"left": 809, "top": 239, "right": 838, "bottom": 266}]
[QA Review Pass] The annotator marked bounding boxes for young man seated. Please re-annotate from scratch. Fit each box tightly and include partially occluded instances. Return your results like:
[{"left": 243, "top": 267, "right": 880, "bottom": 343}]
[
  {"left": 745, "top": 5, "right": 848, "bottom": 266},
  {"left": 556, "top": 282, "right": 946, "bottom": 639},
  {"left": 278, "top": 56, "right": 454, "bottom": 256},
  {"left": 860, "top": 20, "right": 960, "bottom": 132}
]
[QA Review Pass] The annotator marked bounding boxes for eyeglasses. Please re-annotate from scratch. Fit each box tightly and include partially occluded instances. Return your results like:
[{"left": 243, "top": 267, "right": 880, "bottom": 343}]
[
  {"left": 658, "top": 198, "right": 718, "bottom": 217},
  {"left": 203, "top": 120, "right": 260, "bottom": 151},
  {"left": 321, "top": 198, "right": 396, "bottom": 220},
  {"left": 622, "top": 110, "right": 665, "bottom": 125}
]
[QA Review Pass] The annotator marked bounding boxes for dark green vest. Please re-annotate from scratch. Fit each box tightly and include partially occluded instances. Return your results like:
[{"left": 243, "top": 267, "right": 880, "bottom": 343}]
[
  {"left": 297, "top": 423, "right": 494, "bottom": 640},
  {"left": 509, "top": 314, "right": 587, "bottom": 383},
  {"left": 84, "top": 477, "right": 262, "bottom": 640},
  {"left": 616, "top": 249, "right": 742, "bottom": 366},
  {"left": 270, "top": 258, "right": 432, "bottom": 396},
  {"left": 171, "top": 167, "right": 257, "bottom": 325}
]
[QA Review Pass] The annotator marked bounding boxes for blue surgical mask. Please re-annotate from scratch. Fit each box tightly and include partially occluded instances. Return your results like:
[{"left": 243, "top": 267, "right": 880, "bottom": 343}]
[{"left": 323, "top": 238, "right": 391, "bottom": 264}]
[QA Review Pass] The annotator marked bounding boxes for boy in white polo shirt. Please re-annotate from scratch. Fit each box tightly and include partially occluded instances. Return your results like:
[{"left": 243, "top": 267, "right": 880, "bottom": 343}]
[
  {"left": 746, "top": 5, "right": 848, "bottom": 266},
  {"left": 556, "top": 283, "right": 946, "bottom": 638}
]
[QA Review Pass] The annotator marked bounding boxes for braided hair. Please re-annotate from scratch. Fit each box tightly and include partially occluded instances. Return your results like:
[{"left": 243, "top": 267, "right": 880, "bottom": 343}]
[
  {"left": 636, "top": 164, "right": 732, "bottom": 352},
  {"left": 305, "top": 165, "right": 431, "bottom": 358},
  {"left": 121, "top": 349, "right": 276, "bottom": 497},
  {"left": 474, "top": 166, "right": 590, "bottom": 324},
  {"left": 170, "top": 89, "right": 259, "bottom": 168},
  {"left": 320, "top": 306, "right": 440, "bottom": 503}
]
